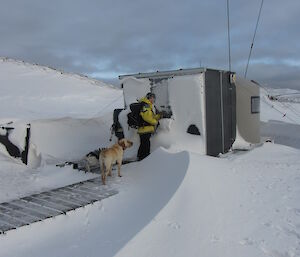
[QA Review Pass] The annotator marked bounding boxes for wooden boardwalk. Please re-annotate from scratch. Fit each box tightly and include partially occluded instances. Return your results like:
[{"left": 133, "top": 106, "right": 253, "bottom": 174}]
[{"left": 0, "top": 177, "right": 117, "bottom": 234}]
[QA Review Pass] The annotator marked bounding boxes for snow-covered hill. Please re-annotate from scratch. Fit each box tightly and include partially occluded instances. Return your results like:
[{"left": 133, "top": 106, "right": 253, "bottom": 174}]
[
  {"left": 0, "top": 57, "right": 123, "bottom": 121},
  {"left": 0, "top": 59, "right": 299, "bottom": 257},
  {"left": 0, "top": 57, "right": 124, "bottom": 168}
]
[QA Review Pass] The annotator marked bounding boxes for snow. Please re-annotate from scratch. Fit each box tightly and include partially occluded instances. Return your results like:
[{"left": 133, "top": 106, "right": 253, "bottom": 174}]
[
  {"left": 260, "top": 87, "right": 300, "bottom": 125},
  {"left": 0, "top": 58, "right": 123, "bottom": 121},
  {"left": 116, "top": 144, "right": 300, "bottom": 257},
  {"left": 0, "top": 59, "right": 300, "bottom": 257},
  {"left": 119, "top": 74, "right": 206, "bottom": 159},
  {"left": 260, "top": 87, "right": 300, "bottom": 149},
  {"left": 121, "top": 76, "right": 151, "bottom": 107}
]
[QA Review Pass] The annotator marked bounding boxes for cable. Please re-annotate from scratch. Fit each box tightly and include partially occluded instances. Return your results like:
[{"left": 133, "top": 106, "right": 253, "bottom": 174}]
[
  {"left": 236, "top": 81, "right": 300, "bottom": 125},
  {"left": 274, "top": 92, "right": 300, "bottom": 97},
  {"left": 246, "top": 81, "right": 300, "bottom": 122},
  {"left": 226, "top": 0, "right": 232, "bottom": 71},
  {"left": 261, "top": 96, "right": 299, "bottom": 124},
  {"left": 244, "top": 0, "right": 265, "bottom": 78},
  {"left": 261, "top": 86, "right": 300, "bottom": 118}
]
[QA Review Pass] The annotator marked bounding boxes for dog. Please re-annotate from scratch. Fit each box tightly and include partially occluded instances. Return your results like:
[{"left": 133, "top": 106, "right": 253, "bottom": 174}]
[
  {"left": 99, "top": 138, "right": 133, "bottom": 185},
  {"left": 85, "top": 149, "right": 102, "bottom": 173}
]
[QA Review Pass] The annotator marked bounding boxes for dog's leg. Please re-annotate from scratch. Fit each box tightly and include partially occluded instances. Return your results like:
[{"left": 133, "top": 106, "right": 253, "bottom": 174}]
[
  {"left": 117, "top": 160, "right": 122, "bottom": 177},
  {"left": 100, "top": 157, "right": 106, "bottom": 185},
  {"left": 102, "top": 173, "right": 106, "bottom": 185},
  {"left": 103, "top": 165, "right": 111, "bottom": 184},
  {"left": 86, "top": 162, "right": 91, "bottom": 173},
  {"left": 107, "top": 164, "right": 112, "bottom": 177}
]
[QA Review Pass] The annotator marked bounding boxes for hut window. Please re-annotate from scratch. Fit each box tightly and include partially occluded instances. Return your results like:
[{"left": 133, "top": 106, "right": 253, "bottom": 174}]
[{"left": 251, "top": 96, "right": 260, "bottom": 114}]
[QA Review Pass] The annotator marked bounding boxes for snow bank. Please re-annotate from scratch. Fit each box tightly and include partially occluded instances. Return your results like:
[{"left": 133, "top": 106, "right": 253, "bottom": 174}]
[
  {"left": 2, "top": 144, "right": 299, "bottom": 257},
  {"left": 0, "top": 58, "right": 124, "bottom": 167},
  {"left": 29, "top": 115, "right": 113, "bottom": 162},
  {"left": 0, "top": 148, "right": 190, "bottom": 257},
  {"left": 116, "top": 144, "right": 300, "bottom": 257}
]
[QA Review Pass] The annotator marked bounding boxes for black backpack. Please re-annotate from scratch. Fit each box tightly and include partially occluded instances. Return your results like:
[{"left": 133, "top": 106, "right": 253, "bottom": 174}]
[{"left": 127, "top": 102, "right": 146, "bottom": 128}]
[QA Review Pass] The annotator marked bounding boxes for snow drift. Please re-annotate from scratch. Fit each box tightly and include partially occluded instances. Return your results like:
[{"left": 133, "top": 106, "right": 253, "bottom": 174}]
[
  {"left": 0, "top": 58, "right": 300, "bottom": 257},
  {"left": 0, "top": 58, "right": 124, "bottom": 167}
]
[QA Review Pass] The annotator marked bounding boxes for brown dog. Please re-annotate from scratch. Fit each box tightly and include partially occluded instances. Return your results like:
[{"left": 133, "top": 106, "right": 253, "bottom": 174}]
[{"left": 99, "top": 138, "right": 133, "bottom": 185}]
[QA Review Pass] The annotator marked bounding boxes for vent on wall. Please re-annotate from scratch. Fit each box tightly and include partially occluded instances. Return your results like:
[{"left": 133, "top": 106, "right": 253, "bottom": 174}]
[{"left": 187, "top": 124, "right": 201, "bottom": 135}]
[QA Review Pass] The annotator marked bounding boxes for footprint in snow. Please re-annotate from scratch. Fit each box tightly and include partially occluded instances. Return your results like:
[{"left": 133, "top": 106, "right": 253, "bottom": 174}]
[
  {"left": 283, "top": 227, "right": 300, "bottom": 240},
  {"left": 167, "top": 221, "right": 181, "bottom": 230},
  {"left": 211, "top": 235, "right": 221, "bottom": 243},
  {"left": 239, "top": 237, "right": 255, "bottom": 246},
  {"left": 263, "top": 221, "right": 272, "bottom": 228},
  {"left": 294, "top": 208, "right": 300, "bottom": 216}
]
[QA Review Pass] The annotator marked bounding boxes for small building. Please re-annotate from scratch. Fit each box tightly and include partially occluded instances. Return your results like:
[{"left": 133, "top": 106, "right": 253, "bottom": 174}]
[{"left": 118, "top": 67, "right": 260, "bottom": 157}]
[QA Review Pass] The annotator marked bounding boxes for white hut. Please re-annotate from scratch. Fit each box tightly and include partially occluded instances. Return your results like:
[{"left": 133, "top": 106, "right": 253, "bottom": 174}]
[{"left": 118, "top": 68, "right": 260, "bottom": 157}]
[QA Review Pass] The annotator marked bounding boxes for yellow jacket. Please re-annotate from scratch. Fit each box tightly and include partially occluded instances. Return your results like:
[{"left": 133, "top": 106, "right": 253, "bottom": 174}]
[{"left": 138, "top": 97, "right": 161, "bottom": 134}]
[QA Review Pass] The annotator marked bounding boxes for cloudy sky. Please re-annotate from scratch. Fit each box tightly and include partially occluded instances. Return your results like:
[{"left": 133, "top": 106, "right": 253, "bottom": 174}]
[{"left": 1, "top": 0, "right": 299, "bottom": 89}]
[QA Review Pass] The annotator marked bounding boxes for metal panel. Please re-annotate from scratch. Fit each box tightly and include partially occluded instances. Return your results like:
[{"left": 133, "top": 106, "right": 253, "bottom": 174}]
[
  {"left": 205, "top": 70, "right": 236, "bottom": 156},
  {"left": 119, "top": 67, "right": 206, "bottom": 80},
  {"left": 0, "top": 177, "right": 118, "bottom": 234},
  {"left": 221, "top": 71, "right": 236, "bottom": 152},
  {"left": 205, "top": 69, "right": 223, "bottom": 156}
]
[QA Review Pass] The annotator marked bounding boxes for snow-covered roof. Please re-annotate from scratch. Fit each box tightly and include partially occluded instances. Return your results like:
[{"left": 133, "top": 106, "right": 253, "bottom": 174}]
[
  {"left": 119, "top": 67, "right": 235, "bottom": 80},
  {"left": 119, "top": 67, "right": 210, "bottom": 80}
]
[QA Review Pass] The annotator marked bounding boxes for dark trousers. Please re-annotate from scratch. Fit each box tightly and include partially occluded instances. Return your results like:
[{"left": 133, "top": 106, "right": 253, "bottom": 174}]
[{"left": 137, "top": 133, "right": 151, "bottom": 161}]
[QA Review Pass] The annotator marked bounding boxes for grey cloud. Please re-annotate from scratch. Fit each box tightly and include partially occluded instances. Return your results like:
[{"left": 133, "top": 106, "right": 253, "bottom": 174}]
[{"left": 0, "top": 0, "right": 299, "bottom": 89}]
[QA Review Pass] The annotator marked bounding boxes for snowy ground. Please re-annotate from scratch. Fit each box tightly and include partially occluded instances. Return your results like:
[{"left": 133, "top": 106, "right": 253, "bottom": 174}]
[
  {"left": 260, "top": 87, "right": 300, "bottom": 150},
  {"left": 0, "top": 59, "right": 299, "bottom": 257}
]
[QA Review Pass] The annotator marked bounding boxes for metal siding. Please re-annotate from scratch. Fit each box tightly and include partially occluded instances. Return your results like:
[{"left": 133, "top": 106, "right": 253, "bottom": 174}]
[
  {"left": 222, "top": 72, "right": 236, "bottom": 152},
  {"left": 205, "top": 70, "right": 223, "bottom": 156},
  {"left": 205, "top": 70, "right": 236, "bottom": 156},
  {"left": 119, "top": 67, "right": 207, "bottom": 80}
]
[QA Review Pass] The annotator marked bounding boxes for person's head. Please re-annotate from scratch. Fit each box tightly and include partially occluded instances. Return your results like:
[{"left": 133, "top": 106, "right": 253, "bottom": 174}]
[{"left": 146, "top": 92, "right": 156, "bottom": 104}]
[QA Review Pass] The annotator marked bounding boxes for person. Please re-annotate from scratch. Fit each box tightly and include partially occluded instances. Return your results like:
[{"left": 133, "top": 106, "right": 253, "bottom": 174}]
[{"left": 137, "top": 92, "right": 161, "bottom": 161}]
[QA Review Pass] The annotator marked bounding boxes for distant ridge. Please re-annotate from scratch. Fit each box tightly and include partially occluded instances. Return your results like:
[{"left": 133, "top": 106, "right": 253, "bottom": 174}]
[{"left": 0, "top": 57, "right": 116, "bottom": 89}]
